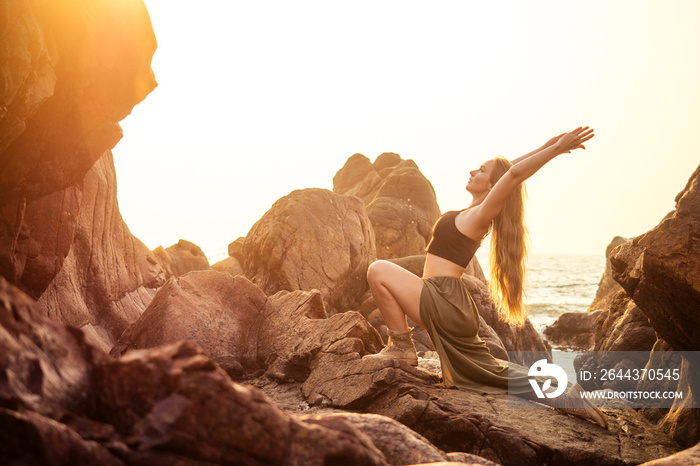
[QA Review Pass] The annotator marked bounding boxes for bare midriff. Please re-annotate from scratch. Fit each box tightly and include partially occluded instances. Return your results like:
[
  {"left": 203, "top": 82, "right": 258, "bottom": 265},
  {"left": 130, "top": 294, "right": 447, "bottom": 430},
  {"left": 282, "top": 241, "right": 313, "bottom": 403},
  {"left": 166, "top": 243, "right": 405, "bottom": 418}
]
[{"left": 422, "top": 253, "right": 466, "bottom": 279}]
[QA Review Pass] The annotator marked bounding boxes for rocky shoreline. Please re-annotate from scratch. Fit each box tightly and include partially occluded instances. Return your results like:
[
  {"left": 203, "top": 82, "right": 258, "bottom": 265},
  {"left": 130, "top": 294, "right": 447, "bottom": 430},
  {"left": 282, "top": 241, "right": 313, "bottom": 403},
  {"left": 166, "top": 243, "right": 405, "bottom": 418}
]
[{"left": 2, "top": 0, "right": 699, "bottom": 464}]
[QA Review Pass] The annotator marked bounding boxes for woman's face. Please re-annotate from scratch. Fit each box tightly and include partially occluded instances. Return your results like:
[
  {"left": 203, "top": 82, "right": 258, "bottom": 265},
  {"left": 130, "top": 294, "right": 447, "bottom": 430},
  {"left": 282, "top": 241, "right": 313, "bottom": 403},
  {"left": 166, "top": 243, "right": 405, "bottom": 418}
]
[{"left": 466, "top": 160, "right": 495, "bottom": 194}]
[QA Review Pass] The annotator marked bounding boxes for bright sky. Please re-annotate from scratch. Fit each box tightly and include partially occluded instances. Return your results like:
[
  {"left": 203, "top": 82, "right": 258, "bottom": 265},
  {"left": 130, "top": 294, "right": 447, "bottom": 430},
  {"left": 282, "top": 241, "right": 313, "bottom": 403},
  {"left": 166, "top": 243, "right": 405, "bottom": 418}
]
[{"left": 113, "top": 0, "right": 700, "bottom": 263}]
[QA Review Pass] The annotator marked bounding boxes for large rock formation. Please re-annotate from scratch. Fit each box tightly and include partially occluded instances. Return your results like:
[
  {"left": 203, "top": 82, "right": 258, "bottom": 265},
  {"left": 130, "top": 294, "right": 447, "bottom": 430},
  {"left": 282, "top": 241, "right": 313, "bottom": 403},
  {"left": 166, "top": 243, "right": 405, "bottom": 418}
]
[
  {"left": 0, "top": 278, "right": 389, "bottom": 465},
  {"left": 572, "top": 165, "right": 700, "bottom": 451},
  {"left": 610, "top": 164, "right": 700, "bottom": 353},
  {"left": 114, "top": 270, "right": 384, "bottom": 382},
  {"left": 243, "top": 188, "right": 376, "bottom": 314},
  {"left": 609, "top": 164, "right": 700, "bottom": 449},
  {"left": 0, "top": 0, "right": 157, "bottom": 205},
  {"left": 333, "top": 153, "right": 441, "bottom": 259},
  {"left": 0, "top": 0, "right": 160, "bottom": 353},
  {"left": 297, "top": 348, "right": 679, "bottom": 465},
  {"left": 37, "top": 152, "right": 167, "bottom": 354}
]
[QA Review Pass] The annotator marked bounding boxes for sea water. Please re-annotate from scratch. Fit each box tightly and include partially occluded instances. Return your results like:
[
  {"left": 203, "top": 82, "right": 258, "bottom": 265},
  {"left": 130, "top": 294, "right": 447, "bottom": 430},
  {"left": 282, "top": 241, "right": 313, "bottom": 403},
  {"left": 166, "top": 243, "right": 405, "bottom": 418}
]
[{"left": 524, "top": 253, "right": 605, "bottom": 333}]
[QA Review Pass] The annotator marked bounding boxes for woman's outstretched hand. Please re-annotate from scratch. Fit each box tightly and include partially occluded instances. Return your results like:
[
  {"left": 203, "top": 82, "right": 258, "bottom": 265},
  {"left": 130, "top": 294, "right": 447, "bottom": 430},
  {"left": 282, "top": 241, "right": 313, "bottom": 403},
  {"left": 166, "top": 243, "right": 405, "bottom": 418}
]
[{"left": 555, "top": 126, "right": 595, "bottom": 154}]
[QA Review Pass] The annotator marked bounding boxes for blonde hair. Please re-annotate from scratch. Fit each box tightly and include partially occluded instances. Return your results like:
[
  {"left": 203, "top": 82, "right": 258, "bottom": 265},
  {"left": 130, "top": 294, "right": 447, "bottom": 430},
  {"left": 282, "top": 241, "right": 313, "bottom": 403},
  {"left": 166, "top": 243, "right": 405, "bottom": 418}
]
[{"left": 488, "top": 156, "right": 529, "bottom": 325}]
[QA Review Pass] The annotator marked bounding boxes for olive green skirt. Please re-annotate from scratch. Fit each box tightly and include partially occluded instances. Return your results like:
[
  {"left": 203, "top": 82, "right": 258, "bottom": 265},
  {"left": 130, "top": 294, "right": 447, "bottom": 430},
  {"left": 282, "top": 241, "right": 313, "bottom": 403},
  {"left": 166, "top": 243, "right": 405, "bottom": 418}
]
[{"left": 419, "top": 276, "right": 533, "bottom": 395}]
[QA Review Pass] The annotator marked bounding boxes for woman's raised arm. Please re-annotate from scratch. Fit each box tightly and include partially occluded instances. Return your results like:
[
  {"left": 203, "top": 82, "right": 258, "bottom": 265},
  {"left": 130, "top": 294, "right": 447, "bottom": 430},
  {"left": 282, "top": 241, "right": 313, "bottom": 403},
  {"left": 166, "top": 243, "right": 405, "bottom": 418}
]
[
  {"left": 470, "top": 126, "right": 594, "bottom": 230},
  {"left": 509, "top": 132, "right": 566, "bottom": 165}
]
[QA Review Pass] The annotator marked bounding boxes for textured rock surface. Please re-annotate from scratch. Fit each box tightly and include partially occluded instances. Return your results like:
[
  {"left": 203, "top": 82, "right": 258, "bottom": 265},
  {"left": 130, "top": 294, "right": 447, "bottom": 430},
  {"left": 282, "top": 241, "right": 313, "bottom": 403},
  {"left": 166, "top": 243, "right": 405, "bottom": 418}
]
[
  {"left": 301, "top": 412, "right": 450, "bottom": 465},
  {"left": 152, "top": 239, "right": 210, "bottom": 277},
  {"left": 243, "top": 188, "right": 376, "bottom": 314},
  {"left": 575, "top": 292, "right": 657, "bottom": 393},
  {"left": 0, "top": 184, "right": 80, "bottom": 299},
  {"left": 212, "top": 255, "right": 245, "bottom": 276},
  {"left": 589, "top": 236, "right": 628, "bottom": 311},
  {"left": 113, "top": 271, "right": 268, "bottom": 376},
  {"left": 639, "top": 442, "right": 700, "bottom": 465},
  {"left": 116, "top": 271, "right": 384, "bottom": 382},
  {"left": 1, "top": 0, "right": 160, "bottom": 354},
  {"left": 610, "top": 164, "right": 700, "bottom": 352},
  {"left": 296, "top": 351, "right": 679, "bottom": 466},
  {"left": 0, "top": 0, "right": 157, "bottom": 205},
  {"left": 333, "top": 153, "right": 441, "bottom": 259},
  {"left": 1, "top": 277, "right": 390, "bottom": 465},
  {"left": 543, "top": 310, "right": 603, "bottom": 350},
  {"left": 37, "top": 152, "right": 166, "bottom": 354},
  {"left": 602, "top": 165, "right": 700, "bottom": 449}
]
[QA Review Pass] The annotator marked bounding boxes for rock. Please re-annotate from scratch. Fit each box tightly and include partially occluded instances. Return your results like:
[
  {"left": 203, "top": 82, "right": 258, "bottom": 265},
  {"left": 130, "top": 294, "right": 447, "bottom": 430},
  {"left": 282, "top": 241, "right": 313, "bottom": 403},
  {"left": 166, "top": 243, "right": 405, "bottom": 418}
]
[
  {"left": 1, "top": 0, "right": 160, "bottom": 353},
  {"left": 575, "top": 292, "right": 657, "bottom": 392},
  {"left": 212, "top": 255, "right": 244, "bottom": 276},
  {"left": 0, "top": 277, "right": 103, "bottom": 418},
  {"left": 0, "top": 410, "right": 123, "bottom": 466},
  {"left": 243, "top": 188, "right": 376, "bottom": 314},
  {"left": 610, "top": 163, "right": 700, "bottom": 352},
  {"left": 639, "top": 442, "right": 700, "bottom": 465},
  {"left": 592, "top": 292, "right": 657, "bottom": 353},
  {"left": 301, "top": 412, "right": 451, "bottom": 465},
  {"left": 0, "top": 184, "right": 80, "bottom": 299},
  {"left": 589, "top": 236, "right": 628, "bottom": 311},
  {"left": 115, "top": 271, "right": 384, "bottom": 382},
  {"left": 0, "top": 0, "right": 157, "bottom": 205},
  {"left": 298, "top": 352, "right": 680, "bottom": 465},
  {"left": 260, "top": 289, "right": 383, "bottom": 382},
  {"left": 332, "top": 153, "right": 379, "bottom": 199},
  {"left": 227, "top": 236, "right": 245, "bottom": 262},
  {"left": 543, "top": 310, "right": 604, "bottom": 350},
  {"left": 0, "top": 277, "right": 390, "bottom": 465},
  {"left": 333, "top": 153, "right": 441, "bottom": 259},
  {"left": 97, "top": 341, "right": 388, "bottom": 465},
  {"left": 152, "top": 238, "right": 210, "bottom": 277},
  {"left": 656, "top": 356, "right": 700, "bottom": 448},
  {"left": 113, "top": 271, "right": 267, "bottom": 375},
  {"left": 37, "top": 152, "right": 167, "bottom": 354}
]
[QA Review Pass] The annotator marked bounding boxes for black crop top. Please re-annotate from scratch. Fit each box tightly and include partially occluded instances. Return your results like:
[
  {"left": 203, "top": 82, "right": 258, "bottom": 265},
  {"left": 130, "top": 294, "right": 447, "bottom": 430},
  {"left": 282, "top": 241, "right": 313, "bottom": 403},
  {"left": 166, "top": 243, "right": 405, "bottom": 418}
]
[{"left": 426, "top": 210, "right": 481, "bottom": 268}]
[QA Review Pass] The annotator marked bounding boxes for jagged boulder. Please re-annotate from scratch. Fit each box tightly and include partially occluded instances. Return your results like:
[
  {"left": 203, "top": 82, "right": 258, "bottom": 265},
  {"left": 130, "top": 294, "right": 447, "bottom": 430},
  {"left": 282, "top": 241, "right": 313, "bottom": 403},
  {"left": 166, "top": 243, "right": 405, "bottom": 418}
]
[
  {"left": 0, "top": 0, "right": 157, "bottom": 301},
  {"left": 639, "top": 442, "right": 700, "bottom": 465},
  {"left": 152, "top": 238, "right": 210, "bottom": 277},
  {"left": 0, "top": 279, "right": 390, "bottom": 465},
  {"left": 611, "top": 164, "right": 700, "bottom": 353},
  {"left": 589, "top": 236, "right": 628, "bottom": 311},
  {"left": 575, "top": 292, "right": 657, "bottom": 393},
  {"left": 605, "top": 164, "right": 700, "bottom": 448},
  {"left": 212, "top": 256, "right": 244, "bottom": 276},
  {"left": 543, "top": 310, "right": 603, "bottom": 350},
  {"left": 112, "top": 271, "right": 268, "bottom": 376},
  {"left": 0, "top": 184, "right": 80, "bottom": 299},
  {"left": 0, "top": 0, "right": 157, "bottom": 205},
  {"left": 1, "top": 0, "right": 160, "bottom": 354},
  {"left": 114, "top": 270, "right": 384, "bottom": 382},
  {"left": 333, "top": 153, "right": 441, "bottom": 259},
  {"left": 243, "top": 188, "right": 376, "bottom": 314},
  {"left": 298, "top": 350, "right": 680, "bottom": 465},
  {"left": 37, "top": 152, "right": 167, "bottom": 353}
]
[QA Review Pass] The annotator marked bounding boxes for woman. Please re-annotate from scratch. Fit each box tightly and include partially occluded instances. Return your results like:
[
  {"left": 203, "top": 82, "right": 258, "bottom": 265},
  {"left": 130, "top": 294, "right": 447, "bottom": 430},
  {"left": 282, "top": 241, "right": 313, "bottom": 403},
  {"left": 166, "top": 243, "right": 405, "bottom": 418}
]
[{"left": 365, "top": 126, "right": 607, "bottom": 428}]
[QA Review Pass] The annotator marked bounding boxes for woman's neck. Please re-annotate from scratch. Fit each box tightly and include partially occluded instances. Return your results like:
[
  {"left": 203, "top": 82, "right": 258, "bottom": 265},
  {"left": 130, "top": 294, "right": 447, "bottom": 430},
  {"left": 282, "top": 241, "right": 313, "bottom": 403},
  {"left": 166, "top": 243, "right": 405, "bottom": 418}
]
[{"left": 468, "top": 191, "right": 488, "bottom": 208}]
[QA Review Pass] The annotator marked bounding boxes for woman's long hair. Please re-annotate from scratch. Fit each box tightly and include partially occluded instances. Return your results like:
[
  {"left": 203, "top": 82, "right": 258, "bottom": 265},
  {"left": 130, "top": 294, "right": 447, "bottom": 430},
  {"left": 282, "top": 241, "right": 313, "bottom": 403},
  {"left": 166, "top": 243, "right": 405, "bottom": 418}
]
[{"left": 488, "top": 156, "right": 529, "bottom": 325}]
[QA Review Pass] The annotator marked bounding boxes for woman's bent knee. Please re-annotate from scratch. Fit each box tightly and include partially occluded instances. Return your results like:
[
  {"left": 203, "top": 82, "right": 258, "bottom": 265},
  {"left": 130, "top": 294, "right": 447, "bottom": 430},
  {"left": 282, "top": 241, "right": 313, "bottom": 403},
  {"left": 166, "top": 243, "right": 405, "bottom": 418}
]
[{"left": 367, "top": 260, "right": 392, "bottom": 283}]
